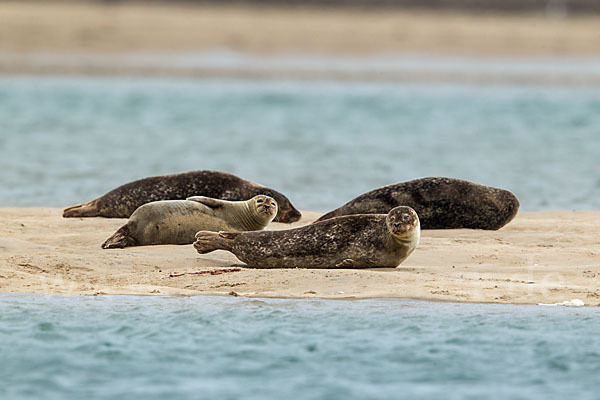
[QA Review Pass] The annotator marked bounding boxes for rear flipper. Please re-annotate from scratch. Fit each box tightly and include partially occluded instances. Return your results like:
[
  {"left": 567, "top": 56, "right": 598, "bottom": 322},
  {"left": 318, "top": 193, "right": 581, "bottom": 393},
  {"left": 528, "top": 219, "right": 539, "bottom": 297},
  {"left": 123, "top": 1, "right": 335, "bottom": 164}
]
[
  {"left": 102, "top": 224, "right": 137, "bottom": 249},
  {"left": 193, "top": 231, "right": 239, "bottom": 254},
  {"left": 63, "top": 200, "right": 99, "bottom": 218}
]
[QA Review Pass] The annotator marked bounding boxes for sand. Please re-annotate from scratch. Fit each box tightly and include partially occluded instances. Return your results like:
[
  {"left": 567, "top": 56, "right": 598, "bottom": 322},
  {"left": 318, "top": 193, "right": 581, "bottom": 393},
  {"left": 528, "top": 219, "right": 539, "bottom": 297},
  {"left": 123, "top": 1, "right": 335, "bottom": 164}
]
[
  {"left": 1, "top": 4, "right": 598, "bottom": 305},
  {"left": 1, "top": 207, "right": 599, "bottom": 305},
  {"left": 1, "top": 2, "right": 599, "bottom": 56}
]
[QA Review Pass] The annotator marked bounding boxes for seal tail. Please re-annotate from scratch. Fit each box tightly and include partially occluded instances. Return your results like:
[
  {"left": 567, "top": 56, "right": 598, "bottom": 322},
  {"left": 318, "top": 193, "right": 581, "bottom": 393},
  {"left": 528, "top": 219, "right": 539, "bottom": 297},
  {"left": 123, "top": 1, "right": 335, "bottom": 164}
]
[
  {"left": 102, "top": 224, "right": 136, "bottom": 249},
  {"left": 193, "top": 231, "right": 239, "bottom": 254},
  {"left": 63, "top": 200, "right": 99, "bottom": 218}
]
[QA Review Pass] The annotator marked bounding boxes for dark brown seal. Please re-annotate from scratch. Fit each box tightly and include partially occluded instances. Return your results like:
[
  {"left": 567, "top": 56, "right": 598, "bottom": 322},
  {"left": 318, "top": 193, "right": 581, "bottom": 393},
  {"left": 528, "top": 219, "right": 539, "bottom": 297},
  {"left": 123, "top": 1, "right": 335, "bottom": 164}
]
[
  {"left": 316, "top": 177, "right": 519, "bottom": 230},
  {"left": 193, "top": 206, "right": 420, "bottom": 268},
  {"left": 63, "top": 170, "right": 301, "bottom": 223}
]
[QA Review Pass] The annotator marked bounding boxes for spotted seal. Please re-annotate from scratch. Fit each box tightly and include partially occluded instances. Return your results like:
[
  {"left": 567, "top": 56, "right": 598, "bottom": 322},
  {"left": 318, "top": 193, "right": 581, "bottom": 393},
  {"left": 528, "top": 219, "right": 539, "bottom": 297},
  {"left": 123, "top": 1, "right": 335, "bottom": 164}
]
[
  {"left": 316, "top": 177, "right": 519, "bottom": 230},
  {"left": 102, "top": 195, "right": 277, "bottom": 249},
  {"left": 63, "top": 170, "right": 301, "bottom": 223},
  {"left": 193, "top": 206, "right": 419, "bottom": 268}
]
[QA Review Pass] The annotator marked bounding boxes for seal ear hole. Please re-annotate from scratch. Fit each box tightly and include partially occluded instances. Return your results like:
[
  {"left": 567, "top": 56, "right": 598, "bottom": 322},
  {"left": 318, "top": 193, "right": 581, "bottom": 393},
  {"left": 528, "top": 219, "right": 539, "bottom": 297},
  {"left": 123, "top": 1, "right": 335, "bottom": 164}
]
[{"left": 155, "top": 225, "right": 160, "bottom": 231}]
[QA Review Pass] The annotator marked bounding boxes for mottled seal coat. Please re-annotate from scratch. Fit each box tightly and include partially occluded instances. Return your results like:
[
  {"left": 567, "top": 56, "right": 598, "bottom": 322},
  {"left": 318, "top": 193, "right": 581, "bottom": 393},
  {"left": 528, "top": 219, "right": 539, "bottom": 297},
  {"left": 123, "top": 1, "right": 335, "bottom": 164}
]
[
  {"left": 63, "top": 170, "right": 301, "bottom": 223},
  {"left": 316, "top": 177, "right": 519, "bottom": 230},
  {"left": 102, "top": 195, "right": 278, "bottom": 249},
  {"left": 193, "top": 206, "right": 420, "bottom": 269}
]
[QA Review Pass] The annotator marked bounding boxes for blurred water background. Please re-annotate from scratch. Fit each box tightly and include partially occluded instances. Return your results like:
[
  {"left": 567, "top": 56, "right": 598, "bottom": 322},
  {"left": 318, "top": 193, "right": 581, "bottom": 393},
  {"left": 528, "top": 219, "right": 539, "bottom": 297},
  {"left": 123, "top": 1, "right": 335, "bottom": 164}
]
[{"left": 1, "top": 71, "right": 599, "bottom": 212}]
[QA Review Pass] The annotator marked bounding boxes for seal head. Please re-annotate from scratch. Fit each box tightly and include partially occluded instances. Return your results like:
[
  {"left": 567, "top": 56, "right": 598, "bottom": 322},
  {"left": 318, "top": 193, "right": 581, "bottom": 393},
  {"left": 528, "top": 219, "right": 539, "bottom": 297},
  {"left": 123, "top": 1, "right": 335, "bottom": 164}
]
[
  {"left": 387, "top": 206, "right": 420, "bottom": 241},
  {"left": 254, "top": 195, "right": 278, "bottom": 219}
]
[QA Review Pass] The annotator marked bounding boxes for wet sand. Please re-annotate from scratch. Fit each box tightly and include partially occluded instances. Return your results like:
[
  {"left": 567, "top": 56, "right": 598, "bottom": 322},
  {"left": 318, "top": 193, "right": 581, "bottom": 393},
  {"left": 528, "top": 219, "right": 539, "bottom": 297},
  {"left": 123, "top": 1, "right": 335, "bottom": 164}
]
[{"left": 1, "top": 208, "right": 599, "bottom": 305}]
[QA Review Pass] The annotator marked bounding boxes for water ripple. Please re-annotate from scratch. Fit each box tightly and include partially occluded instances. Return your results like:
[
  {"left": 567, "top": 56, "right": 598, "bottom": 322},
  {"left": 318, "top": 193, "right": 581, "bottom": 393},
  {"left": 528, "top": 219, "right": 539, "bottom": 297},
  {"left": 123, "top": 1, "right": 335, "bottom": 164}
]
[{"left": 2, "top": 297, "right": 600, "bottom": 399}]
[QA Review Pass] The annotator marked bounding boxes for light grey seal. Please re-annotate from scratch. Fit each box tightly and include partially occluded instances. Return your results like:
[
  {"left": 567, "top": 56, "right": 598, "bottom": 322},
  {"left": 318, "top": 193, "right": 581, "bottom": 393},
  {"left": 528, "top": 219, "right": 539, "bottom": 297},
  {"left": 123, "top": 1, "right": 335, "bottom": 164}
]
[
  {"left": 63, "top": 170, "right": 301, "bottom": 223},
  {"left": 193, "top": 206, "right": 420, "bottom": 268},
  {"left": 316, "top": 177, "right": 519, "bottom": 230},
  {"left": 102, "top": 195, "right": 278, "bottom": 249}
]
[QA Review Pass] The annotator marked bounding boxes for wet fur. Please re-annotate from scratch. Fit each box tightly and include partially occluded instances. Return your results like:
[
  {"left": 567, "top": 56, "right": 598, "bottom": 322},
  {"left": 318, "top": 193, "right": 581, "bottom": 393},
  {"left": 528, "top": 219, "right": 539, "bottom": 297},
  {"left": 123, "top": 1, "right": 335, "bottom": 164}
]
[
  {"left": 63, "top": 170, "right": 301, "bottom": 223},
  {"left": 193, "top": 213, "right": 419, "bottom": 269},
  {"left": 317, "top": 177, "right": 519, "bottom": 230}
]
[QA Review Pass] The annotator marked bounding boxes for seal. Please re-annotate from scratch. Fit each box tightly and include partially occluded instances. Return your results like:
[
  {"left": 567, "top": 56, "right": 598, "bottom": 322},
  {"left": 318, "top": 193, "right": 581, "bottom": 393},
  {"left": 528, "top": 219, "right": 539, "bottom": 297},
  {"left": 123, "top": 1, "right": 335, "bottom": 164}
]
[
  {"left": 101, "top": 195, "right": 278, "bottom": 249},
  {"left": 63, "top": 170, "right": 301, "bottom": 223},
  {"left": 316, "top": 177, "right": 519, "bottom": 230},
  {"left": 193, "top": 206, "right": 420, "bottom": 268}
]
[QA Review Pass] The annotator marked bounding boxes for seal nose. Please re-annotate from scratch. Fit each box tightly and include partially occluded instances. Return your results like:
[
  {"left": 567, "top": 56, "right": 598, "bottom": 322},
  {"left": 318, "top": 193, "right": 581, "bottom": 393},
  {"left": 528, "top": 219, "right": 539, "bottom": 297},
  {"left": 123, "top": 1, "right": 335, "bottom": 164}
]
[{"left": 394, "top": 223, "right": 400, "bottom": 228}]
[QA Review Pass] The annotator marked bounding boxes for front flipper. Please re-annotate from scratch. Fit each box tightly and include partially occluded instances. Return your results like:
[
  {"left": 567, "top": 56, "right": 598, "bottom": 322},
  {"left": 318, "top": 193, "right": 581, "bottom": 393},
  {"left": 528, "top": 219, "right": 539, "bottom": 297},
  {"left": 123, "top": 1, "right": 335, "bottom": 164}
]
[
  {"left": 186, "top": 196, "right": 225, "bottom": 209},
  {"left": 335, "top": 259, "right": 358, "bottom": 268}
]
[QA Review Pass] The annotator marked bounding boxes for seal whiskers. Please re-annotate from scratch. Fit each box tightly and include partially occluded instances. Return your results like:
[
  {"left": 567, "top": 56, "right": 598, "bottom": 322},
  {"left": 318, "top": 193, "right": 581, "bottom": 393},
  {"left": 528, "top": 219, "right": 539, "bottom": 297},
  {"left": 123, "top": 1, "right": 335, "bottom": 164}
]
[{"left": 234, "top": 199, "right": 277, "bottom": 231}]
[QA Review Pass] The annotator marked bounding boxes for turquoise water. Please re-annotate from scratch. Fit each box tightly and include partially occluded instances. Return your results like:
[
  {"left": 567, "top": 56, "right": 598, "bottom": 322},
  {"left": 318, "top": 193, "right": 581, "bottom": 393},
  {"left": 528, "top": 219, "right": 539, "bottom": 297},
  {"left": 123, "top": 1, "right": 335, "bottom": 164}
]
[
  {"left": 1, "top": 294, "right": 599, "bottom": 400},
  {"left": 2, "top": 75, "right": 600, "bottom": 399},
  {"left": 1, "top": 76, "right": 600, "bottom": 211}
]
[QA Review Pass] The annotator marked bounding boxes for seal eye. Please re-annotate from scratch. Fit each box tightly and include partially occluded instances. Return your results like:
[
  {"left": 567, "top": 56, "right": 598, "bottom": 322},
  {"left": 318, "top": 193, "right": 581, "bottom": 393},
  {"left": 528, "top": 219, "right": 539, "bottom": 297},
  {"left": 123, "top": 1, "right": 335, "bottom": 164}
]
[
  {"left": 257, "top": 199, "right": 264, "bottom": 203},
  {"left": 271, "top": 202, "right": 276, "bottom": 207},
  {"left": 390, "top": 216, "right": 395, "bottom": 222},
  {"left": 403, "top": 215, "right": 410, "bottom": 222}
]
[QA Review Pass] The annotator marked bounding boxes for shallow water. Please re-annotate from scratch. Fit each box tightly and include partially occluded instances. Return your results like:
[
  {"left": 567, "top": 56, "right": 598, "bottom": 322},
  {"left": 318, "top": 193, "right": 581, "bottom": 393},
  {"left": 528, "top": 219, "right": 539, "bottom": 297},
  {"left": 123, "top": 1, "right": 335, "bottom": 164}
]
[
  {"left": 1, "top": 294, "right": 599, "bottom": 400},
  {"left": 1, "top": 76, "right": 600, "bottom": 211}
]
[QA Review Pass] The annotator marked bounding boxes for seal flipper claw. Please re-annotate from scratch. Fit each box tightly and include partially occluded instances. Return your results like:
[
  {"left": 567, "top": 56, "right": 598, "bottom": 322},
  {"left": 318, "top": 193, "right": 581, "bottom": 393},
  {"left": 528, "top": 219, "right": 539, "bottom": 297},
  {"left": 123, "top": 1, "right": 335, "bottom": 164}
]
[
  {"left": 63, "top": 200, "right": 99, "bottom": 218},
  {"left": 218, "top": 232, "right": 241, "bottom": 240},
  {"left": 335, "top": 259, "right": 357, "bottom": 268}
]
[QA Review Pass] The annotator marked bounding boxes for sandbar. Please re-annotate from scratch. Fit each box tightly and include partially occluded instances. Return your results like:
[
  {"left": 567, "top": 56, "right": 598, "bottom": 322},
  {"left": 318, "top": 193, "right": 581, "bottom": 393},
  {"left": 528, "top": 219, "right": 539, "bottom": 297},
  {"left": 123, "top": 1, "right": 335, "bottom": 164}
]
[{"left": 1, "top": 207, "right": 598, "bottom": 305}]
